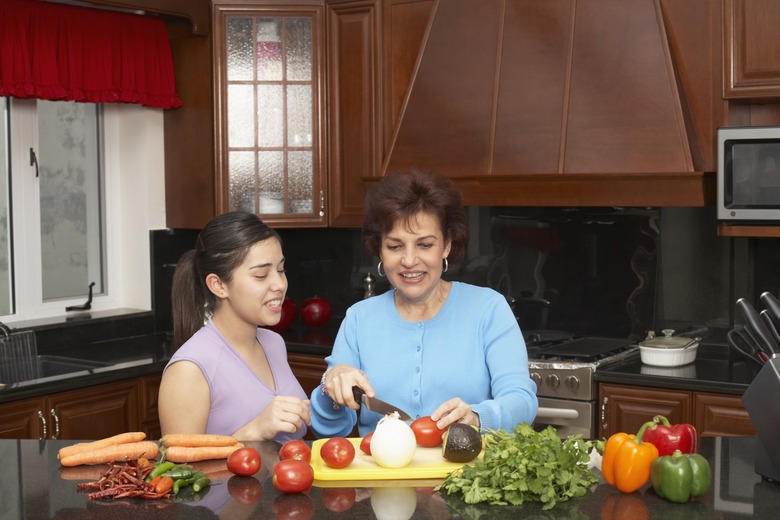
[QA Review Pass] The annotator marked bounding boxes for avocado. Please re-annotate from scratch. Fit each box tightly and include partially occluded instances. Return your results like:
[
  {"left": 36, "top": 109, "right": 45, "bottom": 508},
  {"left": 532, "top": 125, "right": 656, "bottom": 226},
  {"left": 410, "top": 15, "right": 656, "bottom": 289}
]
[{"left": 442, "top": 423, "right": 482, "bottom": 463}]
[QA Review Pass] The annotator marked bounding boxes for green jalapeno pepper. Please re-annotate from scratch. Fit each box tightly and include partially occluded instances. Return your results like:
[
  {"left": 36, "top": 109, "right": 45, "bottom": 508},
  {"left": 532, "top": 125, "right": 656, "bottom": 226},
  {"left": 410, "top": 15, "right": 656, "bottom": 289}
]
[
  {"left": 173, "top": 471, "right": 206, "bottom": 495},
  {"left": 650, "top": 450, "right": 711, "bottom": 503},
  {"left": 192, "top": 476, "right": 211, "bottom": 493},
  {"left": 161, "top": 464, "right": 195, "bottom": 480},
  {"left": 145, "top": 461, "right": 175, "bottom": 482}
]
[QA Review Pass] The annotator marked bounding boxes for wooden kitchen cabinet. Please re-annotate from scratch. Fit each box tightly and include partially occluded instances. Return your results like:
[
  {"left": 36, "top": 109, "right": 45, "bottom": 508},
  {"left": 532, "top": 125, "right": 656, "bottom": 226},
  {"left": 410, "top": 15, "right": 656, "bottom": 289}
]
[
  {"left": 212, "top": 2, "right": 328, "bottom": 227},
  {"left": 598, "top": 383, "right": 691, "bottom": 438},
  {"left": 139, "top": 374, "right": 163, "bottom": 440},
  {"left": 288, "top": 352, "right": 327, "bottom": 398},
  {"left": 599, "top": 383, "right": 754, "bottom": 438},
  {"left": 723, "top": 0, "right": 780, "bottom": 99},
  {"left": 0, "top": 379, "right": 140, "bottom": 440}
]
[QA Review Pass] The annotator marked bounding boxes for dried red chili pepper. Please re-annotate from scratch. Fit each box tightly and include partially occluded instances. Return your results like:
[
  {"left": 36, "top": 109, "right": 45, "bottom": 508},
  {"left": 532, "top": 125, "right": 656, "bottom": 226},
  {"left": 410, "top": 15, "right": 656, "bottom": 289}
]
[{"left": 640, "top": 415, "right": 697, "bottom": 457}]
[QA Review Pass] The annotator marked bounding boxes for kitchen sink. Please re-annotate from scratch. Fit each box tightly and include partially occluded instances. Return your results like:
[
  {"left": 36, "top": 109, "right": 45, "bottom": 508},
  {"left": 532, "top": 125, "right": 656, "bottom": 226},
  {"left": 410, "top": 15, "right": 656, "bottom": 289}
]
[{"left": 0, "top": 355, "right": 111, "bottom": 385}]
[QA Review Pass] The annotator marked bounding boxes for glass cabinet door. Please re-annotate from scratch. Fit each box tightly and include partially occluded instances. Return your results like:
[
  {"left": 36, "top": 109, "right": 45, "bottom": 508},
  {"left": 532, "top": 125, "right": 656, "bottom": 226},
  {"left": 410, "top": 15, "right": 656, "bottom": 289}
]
[{"left": 215, "top": 7, "right": 325, "bottom": 226}]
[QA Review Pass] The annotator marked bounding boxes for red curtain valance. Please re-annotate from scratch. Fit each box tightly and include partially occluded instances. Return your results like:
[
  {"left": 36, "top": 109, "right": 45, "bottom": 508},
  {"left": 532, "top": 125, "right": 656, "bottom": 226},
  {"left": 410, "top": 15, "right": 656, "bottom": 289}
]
[{"left": 0, "top": 0, "right": 182, "bottom": 109}]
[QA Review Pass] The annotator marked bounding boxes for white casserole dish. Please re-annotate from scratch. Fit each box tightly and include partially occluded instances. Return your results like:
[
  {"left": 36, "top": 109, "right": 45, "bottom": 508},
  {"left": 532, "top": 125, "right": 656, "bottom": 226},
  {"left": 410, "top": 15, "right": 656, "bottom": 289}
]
[{"left": 638, "top": 330, "right": 699, "bottom": 367}]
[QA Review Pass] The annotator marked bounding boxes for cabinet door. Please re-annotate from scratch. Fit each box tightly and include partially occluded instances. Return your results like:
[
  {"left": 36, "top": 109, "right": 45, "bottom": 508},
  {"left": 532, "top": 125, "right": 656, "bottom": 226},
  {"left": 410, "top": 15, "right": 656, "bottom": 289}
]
[
  {"left": 599, "top": 383, "right": 692, "bottom": 438},
  {"left": 724, "top": 0, "right": 780, "bottom": 99},
  {"left": 48, "top": 380, "right": 140, "bottom": 440},
  {"left": 214, "top": 5, "right": 327, "bottom": 227},
  {"left": 326, "top": 0, "right": 379, "bottom": 227},
  {"left": 139, "top": 374, "right": 163, "bottom": 439},
  {"left": 694, "top": 392, "right": 755, "bottom": 437},
  {"left": 0, "top": 398, "right": 44, "bottom": 439},
  {"left": 288, "top": 353, "right": 327, "bottom": 398}
]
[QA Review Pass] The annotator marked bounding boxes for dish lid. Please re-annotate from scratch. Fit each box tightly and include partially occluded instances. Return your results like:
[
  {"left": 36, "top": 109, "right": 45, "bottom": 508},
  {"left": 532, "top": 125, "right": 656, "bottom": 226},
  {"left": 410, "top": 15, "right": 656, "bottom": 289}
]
[{"left": 639, "top": 329, "right": 698, "bottom": 349}]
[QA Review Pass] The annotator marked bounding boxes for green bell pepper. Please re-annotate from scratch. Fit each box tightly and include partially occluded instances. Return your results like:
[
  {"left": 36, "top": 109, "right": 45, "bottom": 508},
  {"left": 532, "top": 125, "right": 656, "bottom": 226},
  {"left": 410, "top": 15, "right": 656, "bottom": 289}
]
[{"left": 650, "top": 450, "right": 712, "bottom": 503}]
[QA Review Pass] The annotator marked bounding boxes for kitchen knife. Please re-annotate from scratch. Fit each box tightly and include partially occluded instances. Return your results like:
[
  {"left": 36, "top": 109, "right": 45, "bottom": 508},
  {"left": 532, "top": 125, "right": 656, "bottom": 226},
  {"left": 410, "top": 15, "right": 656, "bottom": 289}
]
[
  {"left": 760, "top": 291, "right": 780, "bottom": 333},
  {"left": 736, "top": 298, "right": 778, "bottom": 357},
  {"left": 352, "top": 386, "right": 413, "bottom": 421},
  {"left": 760, "top": 309, "right": 780, "bottom": 348}
]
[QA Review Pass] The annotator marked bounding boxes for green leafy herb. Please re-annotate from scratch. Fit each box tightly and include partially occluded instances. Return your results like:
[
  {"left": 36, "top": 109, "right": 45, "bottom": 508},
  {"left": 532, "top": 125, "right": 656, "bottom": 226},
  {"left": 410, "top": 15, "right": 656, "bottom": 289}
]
[{"left": 437, "top": 423, "right": 599, "bottom": 510}]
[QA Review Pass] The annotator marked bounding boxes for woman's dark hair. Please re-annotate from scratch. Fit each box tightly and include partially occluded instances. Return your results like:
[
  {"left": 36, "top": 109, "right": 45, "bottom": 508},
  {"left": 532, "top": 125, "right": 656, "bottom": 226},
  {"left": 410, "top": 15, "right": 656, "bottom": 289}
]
[
  {"left": 171, "top": 211, "right": 281, "bottom": 349},
  {"left": 362, "top": 170, "right": 469, "bottom": 262}
]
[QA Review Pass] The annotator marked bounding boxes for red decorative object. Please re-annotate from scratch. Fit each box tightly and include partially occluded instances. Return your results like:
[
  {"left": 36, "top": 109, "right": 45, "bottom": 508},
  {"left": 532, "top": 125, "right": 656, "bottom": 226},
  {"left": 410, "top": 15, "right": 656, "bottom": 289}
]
[
  {"left": 301, "top": 297, "right": 332, "bottom": 327},
  {"left": 267, "top": 298, "right": 298, "bottom": 332}
]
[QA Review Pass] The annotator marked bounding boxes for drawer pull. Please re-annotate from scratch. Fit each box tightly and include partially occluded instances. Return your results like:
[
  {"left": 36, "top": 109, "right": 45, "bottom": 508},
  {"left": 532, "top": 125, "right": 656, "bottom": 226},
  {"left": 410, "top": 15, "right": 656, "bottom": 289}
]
[
  {"left": 50, "top": 408, "right": 60, "bottom": 439},
  {"left": 37, "top": 410, "right": 47, "bottom": 440},
  {"left": 601, "top": 396, "right": 609, "bottom": 432}
]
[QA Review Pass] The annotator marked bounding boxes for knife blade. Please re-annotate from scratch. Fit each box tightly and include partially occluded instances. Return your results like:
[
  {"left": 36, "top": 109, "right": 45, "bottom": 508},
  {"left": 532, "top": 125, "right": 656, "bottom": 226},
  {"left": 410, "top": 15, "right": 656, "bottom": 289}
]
[{"left": 352, "top": 386, "right": 413, "bottom": 421}]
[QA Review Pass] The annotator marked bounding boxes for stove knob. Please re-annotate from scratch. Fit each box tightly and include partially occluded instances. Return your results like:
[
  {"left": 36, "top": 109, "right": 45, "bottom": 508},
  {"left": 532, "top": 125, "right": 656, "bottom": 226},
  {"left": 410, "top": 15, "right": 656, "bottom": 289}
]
[
  {"left": 530, "top": 372, "right": 542, "bottom": 387},
  {"left": 565, "top": 375, "right": 580, "bottom": 391},
  {"left": 546, "top": 374, "right": 560, "bottom": 389}
]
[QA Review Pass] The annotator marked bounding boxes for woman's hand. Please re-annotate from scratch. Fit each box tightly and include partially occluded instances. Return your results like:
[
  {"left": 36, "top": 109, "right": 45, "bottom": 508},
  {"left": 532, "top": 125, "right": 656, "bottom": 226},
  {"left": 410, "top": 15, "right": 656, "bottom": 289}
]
[
  {"left": 322, "top": 363, "right": 374, "bottom": 410},
  {"left": 430, "top": 398, "right": 480, "bottom": 430},
  {"left": 236, "top": 396, "right": 311, "bottom": 441}
]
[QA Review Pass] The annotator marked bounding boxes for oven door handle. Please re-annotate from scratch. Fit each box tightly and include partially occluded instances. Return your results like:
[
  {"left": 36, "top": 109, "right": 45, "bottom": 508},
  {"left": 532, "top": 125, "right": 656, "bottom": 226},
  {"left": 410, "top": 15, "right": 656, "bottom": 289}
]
[{"left": 535, "top": 406, "right": 579, "bottom": 420}]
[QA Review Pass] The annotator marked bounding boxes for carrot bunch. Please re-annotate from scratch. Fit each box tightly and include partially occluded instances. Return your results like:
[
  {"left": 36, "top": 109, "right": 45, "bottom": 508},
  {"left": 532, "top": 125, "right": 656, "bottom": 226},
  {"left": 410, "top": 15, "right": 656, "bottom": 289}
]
[
  {"left": 58, "top": 432, "right": 159, "bottom": 467},
  {"left": 161, "top": 433, "right": 244, "bottom": 463}
]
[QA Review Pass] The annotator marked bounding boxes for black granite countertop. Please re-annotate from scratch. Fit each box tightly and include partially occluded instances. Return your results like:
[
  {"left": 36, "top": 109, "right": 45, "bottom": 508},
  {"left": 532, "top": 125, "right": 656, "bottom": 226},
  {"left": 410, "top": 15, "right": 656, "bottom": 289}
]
[
  {"left": 2, "top": 436, "right": 777, "bottom": 519},
  {"left": 595, "top": 344, "right": 763, "bottom": 395}
]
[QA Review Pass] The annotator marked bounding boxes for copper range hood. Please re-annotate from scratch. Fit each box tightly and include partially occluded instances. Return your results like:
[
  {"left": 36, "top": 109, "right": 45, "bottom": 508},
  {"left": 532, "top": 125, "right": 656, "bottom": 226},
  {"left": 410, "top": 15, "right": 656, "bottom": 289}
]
[{"left": 381, "top": 0, "right": 714, "bottom": 207}]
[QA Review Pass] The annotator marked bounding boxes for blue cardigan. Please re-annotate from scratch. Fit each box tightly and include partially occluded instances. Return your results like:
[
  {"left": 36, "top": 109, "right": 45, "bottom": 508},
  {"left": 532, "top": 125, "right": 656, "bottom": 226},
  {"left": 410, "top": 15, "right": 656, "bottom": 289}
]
[{"left": 310, "top": 282, "right": 538, "bottom": 437}]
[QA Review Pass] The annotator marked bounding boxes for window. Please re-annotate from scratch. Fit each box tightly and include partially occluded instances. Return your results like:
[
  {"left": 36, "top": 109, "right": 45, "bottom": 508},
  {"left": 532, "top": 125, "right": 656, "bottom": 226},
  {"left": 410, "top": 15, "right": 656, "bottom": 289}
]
[
  {"left": 0, "top": 97, "right": 104, "bottom": 318},
  {"left": 0, "top": 98, "right": 163, "bottom": 324}
]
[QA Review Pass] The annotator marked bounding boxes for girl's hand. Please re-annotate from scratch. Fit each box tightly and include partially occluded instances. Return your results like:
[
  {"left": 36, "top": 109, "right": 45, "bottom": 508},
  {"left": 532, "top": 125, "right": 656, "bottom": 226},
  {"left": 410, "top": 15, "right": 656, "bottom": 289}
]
[
  {"left": 322, "top": 363, "right": 374, "bottom": 410},
  {"left": 430, "top": 398, "right": 480, "bottom": 430},
  {"left": 238, "top": 396, "right": 311, "bottom": 441}
]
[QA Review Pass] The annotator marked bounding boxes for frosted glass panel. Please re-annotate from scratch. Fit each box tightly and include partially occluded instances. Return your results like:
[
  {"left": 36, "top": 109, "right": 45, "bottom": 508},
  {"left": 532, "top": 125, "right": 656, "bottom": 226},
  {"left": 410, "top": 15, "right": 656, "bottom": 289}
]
[
  {"left": 258, "top": 85, "right": 284, "bottom": 147},
  {"left": 289, "top": 151, "right": 313, "bottom": 214},
  {"left": 286, "top": 18, "right": 312, "bottom": 81},
  {"left": 38, "top": 100, "right": 102, "bottom": 300},
  {"left": 228, "top": 84, "right": 255, "bottom": 148},
  {"left": 256, "top": 18, "right": 282, "bottom": 82},
  {"left": 227, "top": 17, "right": 253, "bottom": 81},
  {"left": 229, "top": 151, "right": 256, "bottom": 212},
  {"left": 0, "top": 99, "right": 10, "bottom": 315},
  {"left": 259, "top": 151, "right": 284, "bottom": 213},
  {"left": 287, "top": 85, "right": 312, "bottom": 147}
]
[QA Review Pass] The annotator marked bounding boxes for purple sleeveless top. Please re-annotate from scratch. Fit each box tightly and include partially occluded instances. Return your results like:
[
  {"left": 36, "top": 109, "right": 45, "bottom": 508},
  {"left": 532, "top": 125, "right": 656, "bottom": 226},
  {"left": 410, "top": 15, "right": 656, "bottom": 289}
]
[{"left": 164, "top": 320, "right": 307, "bottom": 442}]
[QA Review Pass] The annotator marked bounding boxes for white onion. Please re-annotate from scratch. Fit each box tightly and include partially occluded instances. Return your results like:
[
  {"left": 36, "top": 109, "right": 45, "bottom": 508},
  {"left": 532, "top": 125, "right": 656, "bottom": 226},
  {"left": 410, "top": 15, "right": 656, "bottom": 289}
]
[
  {"left": 371, "top": 487, "right": 418, "bottom": 520},
  {"left": 370, "top": 411, "right": 417, "bottom": 469}
]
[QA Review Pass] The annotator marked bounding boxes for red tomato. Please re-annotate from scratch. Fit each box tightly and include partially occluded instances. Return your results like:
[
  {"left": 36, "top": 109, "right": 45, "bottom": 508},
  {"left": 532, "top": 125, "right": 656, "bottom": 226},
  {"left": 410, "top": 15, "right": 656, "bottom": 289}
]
[
  {"left": 272, "top": 459, "right": 315, "bottom": 494},
  {"left": 410, "top": 416, "right": 447, "bottom": 447},
  {"left": 279, "top": 440, "right": 312, "bottom": 462},
  {"left": 320, "top": 487, "right": 357, "bottom": 512},
  {"left": 227, "top": 447, "right": 262, "bottom": 477},
  {"left": 320, "top": 437, "right": 355, "bottom": 468},
  {"left": 300, "top": 297, "right": 332, "bottom": 327},
  {"left": 273, "top": 493, "right": 315, "bottom": 520},
  {"left": 227, "top": 476, "right": 263, "bottom": 505},
  {"left": 267, "top": 298, "right": 298, "bottom": 332},
  {"left": 359, "top": 432, "right": 374, "bottom": 455}
]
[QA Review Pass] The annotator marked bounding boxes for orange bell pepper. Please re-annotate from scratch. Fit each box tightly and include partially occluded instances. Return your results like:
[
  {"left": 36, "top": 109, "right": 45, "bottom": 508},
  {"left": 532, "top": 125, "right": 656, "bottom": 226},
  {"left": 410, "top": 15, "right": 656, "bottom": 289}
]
[{"left": 602, "top": 421, "right": 659, "bottom": 493}]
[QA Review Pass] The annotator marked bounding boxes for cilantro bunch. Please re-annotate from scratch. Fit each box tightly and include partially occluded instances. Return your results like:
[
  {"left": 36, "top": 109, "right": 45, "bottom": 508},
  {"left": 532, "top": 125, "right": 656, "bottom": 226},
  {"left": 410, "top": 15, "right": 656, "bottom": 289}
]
[{"left": 437, "top": 423, "right": 599, "bottom": 510}]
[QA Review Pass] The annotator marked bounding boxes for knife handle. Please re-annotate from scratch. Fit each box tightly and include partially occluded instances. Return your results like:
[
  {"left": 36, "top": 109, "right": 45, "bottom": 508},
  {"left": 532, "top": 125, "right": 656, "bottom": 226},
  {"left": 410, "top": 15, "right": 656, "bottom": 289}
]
[
  {"left": 737, "top": 298, "right": 778, "bottom": 356},
  {"left": 352, "top": 386, "right": 365, "bottom": 403},
  {"left": 760, "top": 291, "right": 780, "bottom": 330}
]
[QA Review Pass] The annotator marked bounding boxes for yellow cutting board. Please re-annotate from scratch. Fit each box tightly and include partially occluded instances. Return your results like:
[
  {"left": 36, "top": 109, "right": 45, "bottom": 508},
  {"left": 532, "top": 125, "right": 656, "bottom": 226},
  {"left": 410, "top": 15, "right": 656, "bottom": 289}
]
[{"left": 310, "top": 438, "right": 467, "bottom": 481}]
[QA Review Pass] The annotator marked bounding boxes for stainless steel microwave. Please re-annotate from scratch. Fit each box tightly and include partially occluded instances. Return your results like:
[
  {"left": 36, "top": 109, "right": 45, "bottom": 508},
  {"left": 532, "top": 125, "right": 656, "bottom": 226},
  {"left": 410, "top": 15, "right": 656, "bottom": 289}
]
[{"left": 718, "top": 126, "right": 780, "bottom": 221}]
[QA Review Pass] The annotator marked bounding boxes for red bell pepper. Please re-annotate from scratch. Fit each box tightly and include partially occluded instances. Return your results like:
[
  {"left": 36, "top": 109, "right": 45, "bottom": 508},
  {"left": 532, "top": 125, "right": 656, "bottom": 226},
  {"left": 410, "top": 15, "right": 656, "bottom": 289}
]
[{"left": 640, "top": 415, "right": 697, "bottom": 457}]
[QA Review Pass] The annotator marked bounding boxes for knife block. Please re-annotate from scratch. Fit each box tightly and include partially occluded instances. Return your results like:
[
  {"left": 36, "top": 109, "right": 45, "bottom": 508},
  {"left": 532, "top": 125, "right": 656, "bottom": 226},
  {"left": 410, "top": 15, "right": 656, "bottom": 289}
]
[{"left": 742, "top": 356, "right": 780, "bottom": 482}]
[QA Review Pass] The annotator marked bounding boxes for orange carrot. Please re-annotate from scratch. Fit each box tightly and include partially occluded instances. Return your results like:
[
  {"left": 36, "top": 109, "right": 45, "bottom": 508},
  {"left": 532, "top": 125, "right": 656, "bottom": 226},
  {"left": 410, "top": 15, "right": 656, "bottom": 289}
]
[
  {"left": 161, "top": 433, "right": 238, "bottom": 448},
  {"left": 60, "top": 441, "right": 159, "bottom": 467},
  {"left": 57, "top": 432, "right": 147, "bottom": 460},
  {"left": 164, "top": 443, "right": 244, "bottom": 463}
]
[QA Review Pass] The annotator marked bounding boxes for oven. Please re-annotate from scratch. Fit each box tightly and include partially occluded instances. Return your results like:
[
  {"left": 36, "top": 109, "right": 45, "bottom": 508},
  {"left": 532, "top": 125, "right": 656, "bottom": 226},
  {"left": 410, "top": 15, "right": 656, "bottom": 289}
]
[{"left": 526, "top": 335, "right": 640, "bottom": 439}]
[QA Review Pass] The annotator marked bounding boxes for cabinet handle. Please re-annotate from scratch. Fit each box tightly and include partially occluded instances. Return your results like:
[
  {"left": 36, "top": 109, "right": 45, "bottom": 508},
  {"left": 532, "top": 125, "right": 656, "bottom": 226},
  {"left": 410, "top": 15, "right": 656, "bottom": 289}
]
[
  {"left": 37, "top": 410, "right": 47, "bottom": 440},
  {"left": 601, "top": 396, "right": 609, "bottom": 432},
  {"left": 50, "top": 408, "right": 60, "bottom": 439},
  {"left": 319, "top": 190, "right": 325, "bottom": 217}
]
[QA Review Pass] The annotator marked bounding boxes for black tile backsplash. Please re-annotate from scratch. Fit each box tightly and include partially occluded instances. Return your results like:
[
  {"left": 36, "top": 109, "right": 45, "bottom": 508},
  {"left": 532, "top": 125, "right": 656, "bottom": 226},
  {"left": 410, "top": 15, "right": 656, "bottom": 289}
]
[{"left": 148, "top": 206, "right": 779, "bottom": 346}]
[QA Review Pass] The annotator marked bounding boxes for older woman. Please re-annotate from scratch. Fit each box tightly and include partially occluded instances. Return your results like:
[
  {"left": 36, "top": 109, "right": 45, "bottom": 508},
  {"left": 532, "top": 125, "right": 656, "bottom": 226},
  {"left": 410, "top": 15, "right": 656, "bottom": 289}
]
[{"left": 310, "top": 171, "right": 538, "bottom": 437}]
